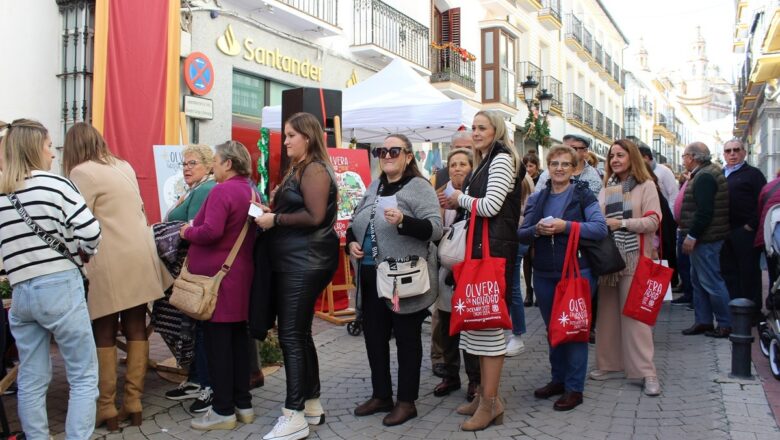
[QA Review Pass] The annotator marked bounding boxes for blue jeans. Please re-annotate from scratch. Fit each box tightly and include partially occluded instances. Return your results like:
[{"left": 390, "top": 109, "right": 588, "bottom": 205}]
[
  {"left": 510, "top": 244, "right": 529, "bottom": 335},
  {"left": 534, "top": 271, "right": 592, "bottom": 393},
  {"left": 676, "top": 230, "right": 693, "bottom": 299},
  {"left": 690, "top": 240, "right": 732, "bottom": 328},
  {"left": 9, "top": 269, "right": 98, "bottom": 440}
]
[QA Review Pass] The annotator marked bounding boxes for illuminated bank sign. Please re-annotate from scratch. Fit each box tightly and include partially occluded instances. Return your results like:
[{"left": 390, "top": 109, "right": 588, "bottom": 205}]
[{"left": 216, "top": 24, "right": 322, "bottom": 82}]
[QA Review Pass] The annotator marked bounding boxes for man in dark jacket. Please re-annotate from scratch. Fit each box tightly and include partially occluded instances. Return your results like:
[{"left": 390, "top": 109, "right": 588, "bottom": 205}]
[
  {"left": 679, "top": 142, "right": 733, "bottom": 338},
  {"left": 720, "top": 139, "right": 766, "bottom": 319}
]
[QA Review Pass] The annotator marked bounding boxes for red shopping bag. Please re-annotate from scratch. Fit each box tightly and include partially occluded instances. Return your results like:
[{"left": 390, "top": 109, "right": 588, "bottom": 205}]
[
  {"left": 549, "top": 222, "right": 592, "bottom": 347},
  {"left": 623, "top": 211, "right": 673, "bottom": 326},
  {"left": 449, "top": 200, "right": 512, "bottom": 336}
]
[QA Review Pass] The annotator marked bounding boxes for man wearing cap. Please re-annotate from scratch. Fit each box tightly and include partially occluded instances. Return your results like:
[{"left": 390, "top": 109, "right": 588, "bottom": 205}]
[{"left": 534, "top": 134, "right": 603, "bottom": 196}]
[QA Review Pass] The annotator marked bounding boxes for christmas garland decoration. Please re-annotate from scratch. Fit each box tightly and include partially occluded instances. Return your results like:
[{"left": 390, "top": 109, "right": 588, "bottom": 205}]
[
  {"left": 430, "top": 41, "right": 477, "bottom": 62},
  {"left": 523, "top": 108, "right": 551, "bottom": 147},
  {"left": 257, "top": 128, "right": 270, "bottom": 204}
]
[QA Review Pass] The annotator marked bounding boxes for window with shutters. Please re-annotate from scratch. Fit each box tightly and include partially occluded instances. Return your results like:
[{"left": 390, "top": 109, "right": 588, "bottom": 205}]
[
  {"left": 482, "top": 28, "right": 516, "bottom": 107},
  {"left": 431, "top": 7, "right": 474, "bottom": 91}
]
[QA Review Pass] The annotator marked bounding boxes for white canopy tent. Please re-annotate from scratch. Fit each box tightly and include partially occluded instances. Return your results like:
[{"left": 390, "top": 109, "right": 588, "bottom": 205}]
[{"left": 261, "top": 58, "right": 479, "bottom": 143}]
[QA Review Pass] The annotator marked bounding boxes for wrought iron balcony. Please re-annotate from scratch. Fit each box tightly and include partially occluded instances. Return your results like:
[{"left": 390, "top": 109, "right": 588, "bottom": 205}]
[
  {"left": 352, "top": 0, "right": 429, "bottom": 68},
  {"left": 583, "top": 102, "right": 594, "bottom": 128},
  {"left": 538, "top": 0, "right": 562, "bottom": 29},
  {"left": 605, "top": 117, "right": 613, "bottom": 139},
  {"left": 430, "top": 46, "right": 476, "bottom": 91},
  {"left": 565, "top": 14, "right": 582, "bottom": 45},
  {"left": 540, "top": 75, "right": 562, "bottom": 110},
  {"left": 614, "top": 123, "right": 622, "bottom": 139},
  {"left": 595, "top": 110, "right": 604, "bottom": 134},
  {"left": 582, "top": 28, "right": 593, "bottom": 56},
  {"left": 278, "top": 0, "right": 338, "bottom": 26},
  {"left": 517, "top": 61, "right": 542, "bottom": 98},
  {"left": 566, "top": 93, "right": 583, "bottom": 123},
  {"left": 593, "top": 41, "right": 603, "bottom": 67}
]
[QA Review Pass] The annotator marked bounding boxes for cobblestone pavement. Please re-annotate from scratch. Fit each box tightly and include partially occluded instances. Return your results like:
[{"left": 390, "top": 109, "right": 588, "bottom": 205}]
[{"left": 4, "top": 302, "right": 780, "bottom": 439}]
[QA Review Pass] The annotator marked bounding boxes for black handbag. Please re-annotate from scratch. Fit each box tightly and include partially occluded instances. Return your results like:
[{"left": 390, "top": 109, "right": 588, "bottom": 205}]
[{"left": 579, "top": 232, "right": 626, "bottom": 276}]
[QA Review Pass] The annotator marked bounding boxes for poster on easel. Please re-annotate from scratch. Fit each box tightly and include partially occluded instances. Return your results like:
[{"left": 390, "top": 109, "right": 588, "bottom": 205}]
[{"left": 328, "top": 148, "right": 371, "bottom": 244}]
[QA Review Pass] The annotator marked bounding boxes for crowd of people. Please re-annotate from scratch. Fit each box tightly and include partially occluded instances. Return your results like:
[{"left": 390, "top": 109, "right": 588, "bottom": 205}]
[{"left": 0, "top": 110, "right": 774, "bottom": 439}]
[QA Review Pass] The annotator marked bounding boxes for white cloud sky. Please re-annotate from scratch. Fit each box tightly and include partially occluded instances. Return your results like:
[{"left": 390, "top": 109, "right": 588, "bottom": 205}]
[{"left": 600, "top": 0, "right": 736, "bottom": 80}]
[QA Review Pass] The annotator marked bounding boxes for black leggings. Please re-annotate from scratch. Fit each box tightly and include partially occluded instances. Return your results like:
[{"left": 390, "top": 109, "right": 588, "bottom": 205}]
[
  {"left": 204, "top": 321, "right": 251, "bottom": 416},
  {"left": 273, "top": 268, "right": 336, "bottom": 410}
]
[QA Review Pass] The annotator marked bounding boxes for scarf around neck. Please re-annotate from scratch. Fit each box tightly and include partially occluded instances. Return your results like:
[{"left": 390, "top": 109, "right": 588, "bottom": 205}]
[{"left": 602, "top": 174, "right": 639, "bottom": 285}]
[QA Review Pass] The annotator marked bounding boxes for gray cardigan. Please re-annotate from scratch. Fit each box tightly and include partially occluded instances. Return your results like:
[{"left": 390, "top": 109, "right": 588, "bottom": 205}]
[{"left": 350, "top": 176, "right": 443, "bottom": 314}]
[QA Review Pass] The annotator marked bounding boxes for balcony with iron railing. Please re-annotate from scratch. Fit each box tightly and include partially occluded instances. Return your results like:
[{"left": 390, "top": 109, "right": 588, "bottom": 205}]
[
  {"left": 538, "top": 0, "right": 562, "bottom": 30},
  {"left": 566, "top": 93, "right": 584, "bottom": 124},
  {"left": 540, "top": 75, "right": 563, "bottom": 111},
  {"left": 595, "top": 110, "right": 604, "bottom": 134},
  {"left": 582, "top": 28, "right": 593, "bottom": 57},
  {"left": 605, "top": 117, "right": 613, "bottom": 139},
  {"left": 277, "top": 0, "right": 338, "bottom": 27},
  {"left": 430, "top": 46, "right": 476, "bottom": 92},
  {"left": 601, "top": 53, "right": 613, "bottom": 81},
  {"left": 517, "top": 61, "right": 542, "bottom": 97},
  {"left": 594, "top": 41, "right": 603, "bottom": 67},
  {"left": 352, "top": 0, "right": 429, "bottom": 68},
  {"left": 583, "top": 102, "right": 594, "bottom": 129},
  {"left": 565, "top": 14, "right": 583, "bottom": 46},
  {"left": 614, "top": 123, "right": 622, "bottom": 139}
]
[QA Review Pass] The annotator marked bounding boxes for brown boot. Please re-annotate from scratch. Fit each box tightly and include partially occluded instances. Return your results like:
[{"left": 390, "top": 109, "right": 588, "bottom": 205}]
[
  {"left": 461, "top": 395, "right": 504, "bottom": 431},
  {"left": 456, "top": 386, "right": 480, "bottom": 415},
  {"left": 119, "top": 340, "right": 148, "bottom": 426},
  {"left": 95, "top": 346, "right": 119, "bottom": 431}
]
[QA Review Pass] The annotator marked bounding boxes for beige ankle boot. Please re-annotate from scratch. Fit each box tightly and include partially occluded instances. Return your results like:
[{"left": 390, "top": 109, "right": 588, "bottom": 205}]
[
  {"left": 456, "top": 386, "right": 481, "bottom": 415},
  {"left": 461, "top": 395, "right": 504, "bottom": 431},
  {"left": 95, "top": 346, "right": 119, "bottom": 431},
  {"left": 119, "top": 340, "right": 148, "bottom": 426}
]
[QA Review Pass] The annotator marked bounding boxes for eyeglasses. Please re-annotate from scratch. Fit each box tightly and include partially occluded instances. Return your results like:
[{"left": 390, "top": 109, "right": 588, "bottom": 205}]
[
  {"left": 372, "top": 147, "right": 406, "bottom": 159},
  {"left": 681, "top": 153, "right": 692, "bottom": 158},
  {"left": 723, "top": 148, "right": 742, "bottom": 154},
  {"left": 180, "top": 160, "right": 201, "bottom": 169},
  {"left": 549, "top": 161, "right": 573, "bottom": 169}
]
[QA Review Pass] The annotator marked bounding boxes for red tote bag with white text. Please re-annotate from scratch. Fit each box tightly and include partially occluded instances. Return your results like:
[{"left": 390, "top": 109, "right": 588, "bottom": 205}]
[
  {"left": 549, "top": 222, "right": 592, "bottom": 347},
  {"left": 449, "top": 200, "right": 512, "bottom": 336}
]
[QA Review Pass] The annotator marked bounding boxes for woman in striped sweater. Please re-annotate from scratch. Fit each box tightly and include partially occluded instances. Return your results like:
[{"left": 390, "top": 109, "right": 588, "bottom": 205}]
[
  {"left": 443, "top": 110, "right": 524, "bottom": 431},
  {"left": 0, "top": 119, "right": 102, "bottom": 439}
]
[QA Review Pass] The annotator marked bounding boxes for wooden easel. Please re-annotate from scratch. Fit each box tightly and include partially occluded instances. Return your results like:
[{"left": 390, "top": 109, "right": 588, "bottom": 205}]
[{"left": 315, "top": 246, "right": 356, "bottom": 325}]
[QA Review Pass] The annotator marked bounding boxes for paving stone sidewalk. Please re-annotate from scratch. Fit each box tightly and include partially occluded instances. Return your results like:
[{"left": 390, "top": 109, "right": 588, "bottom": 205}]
[{"left": 4, "top": 302, "right": 780, "bottom": 439}]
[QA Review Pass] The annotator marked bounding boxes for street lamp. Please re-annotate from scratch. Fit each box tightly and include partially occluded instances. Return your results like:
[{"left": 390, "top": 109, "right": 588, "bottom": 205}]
[
  {"left": 538, "top": 88, "right": 553, "bottom": 117},
  {"left": 521, "top": 75, "right": 538, "bottom": 109}
]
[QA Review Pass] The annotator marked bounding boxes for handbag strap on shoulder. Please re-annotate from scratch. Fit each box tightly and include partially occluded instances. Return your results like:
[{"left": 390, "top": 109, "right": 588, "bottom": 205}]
[
  {"left": 561, "top": 221, "right": 582, "bottom": 278},
  {"left": 220, "top": 191, "right": 257, "bottom": 273}
]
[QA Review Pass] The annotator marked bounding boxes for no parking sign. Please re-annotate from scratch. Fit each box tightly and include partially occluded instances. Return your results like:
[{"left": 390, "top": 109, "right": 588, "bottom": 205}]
[{"left": 184, "top": 52, "right": 214, "bottom": 96}]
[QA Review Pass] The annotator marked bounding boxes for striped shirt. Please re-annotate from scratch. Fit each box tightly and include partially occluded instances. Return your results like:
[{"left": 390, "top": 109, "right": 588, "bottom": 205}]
[
  {"left": 458, "top": 153, "right": 516, "bottom": 216},
  {"left": 0, "top": 171, "right": 101, "bottom": 286}
]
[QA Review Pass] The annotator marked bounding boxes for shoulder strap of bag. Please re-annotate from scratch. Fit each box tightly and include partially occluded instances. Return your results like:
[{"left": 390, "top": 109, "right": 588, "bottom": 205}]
[
  {"left": 561, "top": 221, "right": 581, "bottom": 279},
  {"left": 463, "top": 199, "right": 479, "bottom": 261},
  {"left": 7, "top": 193, "right": 85, "bottom": 275},
  {"left": 639, "top": 210, "right": 661, "bottom": 258},
  {"left": 219, "top": 191, "right": 257, "bottom": 273}
]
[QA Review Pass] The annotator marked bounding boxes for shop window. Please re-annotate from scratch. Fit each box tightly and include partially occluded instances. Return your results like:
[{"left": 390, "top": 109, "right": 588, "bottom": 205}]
[
  {"left": 58, "top": 0, "right": 95, "bottom": 140},
  {"left": 481, "top": 27, "right": 515, "bottom": 107}
]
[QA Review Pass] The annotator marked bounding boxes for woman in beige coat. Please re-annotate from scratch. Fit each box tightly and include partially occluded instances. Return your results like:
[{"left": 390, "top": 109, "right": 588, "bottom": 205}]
[
  {"left": 63, "top": 123, "right": 165, "bottom": 430},
  {"left": 592, "top": 139, "right": 662, "bottom": 397}
]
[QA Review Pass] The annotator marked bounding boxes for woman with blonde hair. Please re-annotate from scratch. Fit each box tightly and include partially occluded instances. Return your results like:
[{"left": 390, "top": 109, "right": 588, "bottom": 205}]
[
  {"left": 444, "top": 110, "right": 524, "bottom": 430},
  {"left": 62, "top": 122, "right": 166, "bottom": 429},
  {"left": 591, "top": 138, "right": 662, "bottom": 397},
  {"left": 0, "top": 119, "right": 102, "bottom": 438}
]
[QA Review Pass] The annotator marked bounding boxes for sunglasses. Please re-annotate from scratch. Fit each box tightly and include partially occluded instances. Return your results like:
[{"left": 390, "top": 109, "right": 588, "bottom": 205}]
[
  {"left": 372, "top": 146, "right": 406, "bottom": 159},
  {"left": 723, "top": 148, "right": 742, "bottom": 154}
]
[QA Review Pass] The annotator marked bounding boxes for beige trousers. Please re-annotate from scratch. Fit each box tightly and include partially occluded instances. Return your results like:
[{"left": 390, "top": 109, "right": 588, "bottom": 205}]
[{"left": 595, "top": 274, "right": 657, "bottom": 379}]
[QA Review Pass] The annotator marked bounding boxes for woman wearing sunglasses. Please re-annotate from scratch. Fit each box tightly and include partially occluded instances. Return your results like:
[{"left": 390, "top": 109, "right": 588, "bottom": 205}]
[
  {"left": 347, "top": 134, "right": 442, "bottom": 427},
  {"left": 442, "top": 110, "right": 524, "bottom": 431}
]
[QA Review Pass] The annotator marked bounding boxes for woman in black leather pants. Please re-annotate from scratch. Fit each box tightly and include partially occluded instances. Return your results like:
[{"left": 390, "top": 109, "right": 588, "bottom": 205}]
[{"left": 254, "top": 112, "right": 339, "bottom": 440}]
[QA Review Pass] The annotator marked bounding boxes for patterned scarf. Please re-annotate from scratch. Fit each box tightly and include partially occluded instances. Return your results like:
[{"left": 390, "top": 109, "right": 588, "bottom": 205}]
[{"left": 602, "top": 174, "right": 639, "bottom": 285}]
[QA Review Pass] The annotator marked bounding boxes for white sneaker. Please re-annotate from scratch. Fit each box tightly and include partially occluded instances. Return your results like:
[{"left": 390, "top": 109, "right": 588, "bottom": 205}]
[
  {"left": 303, "top": 398, "right": 325, "bottom": 425},
  {"left": 191, "top": 408, "right": 237, "bottom": 431},
  {"left": 505, "top": 335, "right": 525, "bottom": 357},
  {"left": 236, "top": 407, "right": 256, "bottom": 424},
  {"left": 263, "top": 408, "right": 309, "bottom": 440}
]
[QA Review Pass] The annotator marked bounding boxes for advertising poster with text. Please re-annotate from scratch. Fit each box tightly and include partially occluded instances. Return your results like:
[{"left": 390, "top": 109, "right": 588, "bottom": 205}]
[{"left": 327, "top": 148, "right": 370, "bottom": 245}]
